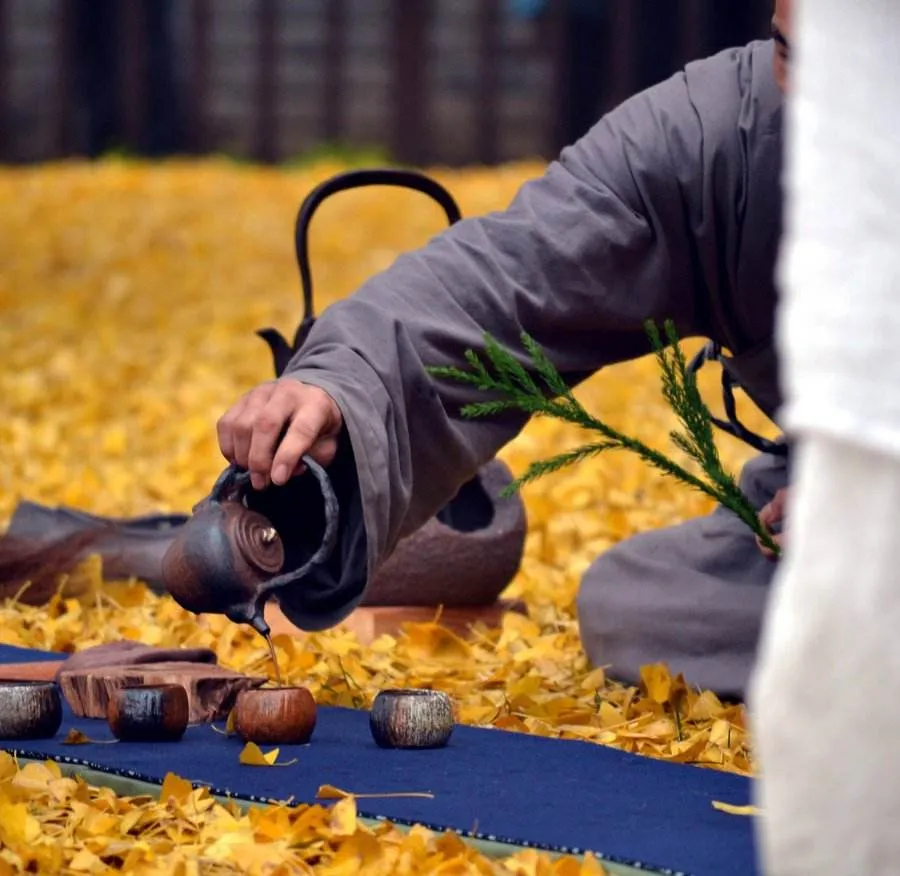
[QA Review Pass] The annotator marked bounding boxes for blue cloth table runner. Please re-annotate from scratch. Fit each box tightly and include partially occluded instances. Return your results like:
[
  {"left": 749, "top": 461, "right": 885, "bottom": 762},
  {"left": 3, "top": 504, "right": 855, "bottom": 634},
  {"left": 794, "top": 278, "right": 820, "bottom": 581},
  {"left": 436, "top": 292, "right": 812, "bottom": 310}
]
[{"left": 0, "top": 645, "right": 759, "bottom": 875}]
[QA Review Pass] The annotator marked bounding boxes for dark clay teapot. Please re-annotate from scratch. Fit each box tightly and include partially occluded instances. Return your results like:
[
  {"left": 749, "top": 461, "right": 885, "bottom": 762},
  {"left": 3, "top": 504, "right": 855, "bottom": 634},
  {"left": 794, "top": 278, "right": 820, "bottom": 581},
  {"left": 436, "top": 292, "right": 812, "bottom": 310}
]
[{"left": 161, "top": 457, "right": 339, "bottom": 636}]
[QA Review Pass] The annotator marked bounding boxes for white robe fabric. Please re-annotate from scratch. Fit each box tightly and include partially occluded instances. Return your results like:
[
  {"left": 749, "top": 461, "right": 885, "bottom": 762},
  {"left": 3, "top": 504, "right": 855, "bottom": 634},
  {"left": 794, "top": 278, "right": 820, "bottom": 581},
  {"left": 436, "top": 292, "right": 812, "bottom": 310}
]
[{"left": 751, "top": 1, "right": 900, "bottom": 873}]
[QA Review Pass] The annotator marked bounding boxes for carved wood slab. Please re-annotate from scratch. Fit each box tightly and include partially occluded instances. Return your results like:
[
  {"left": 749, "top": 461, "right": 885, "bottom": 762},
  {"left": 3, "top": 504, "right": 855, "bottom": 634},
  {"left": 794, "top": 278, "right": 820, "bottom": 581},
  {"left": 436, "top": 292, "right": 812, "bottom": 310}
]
[{"left": 57, "top": 662, "right": 267, "bottom": 724}]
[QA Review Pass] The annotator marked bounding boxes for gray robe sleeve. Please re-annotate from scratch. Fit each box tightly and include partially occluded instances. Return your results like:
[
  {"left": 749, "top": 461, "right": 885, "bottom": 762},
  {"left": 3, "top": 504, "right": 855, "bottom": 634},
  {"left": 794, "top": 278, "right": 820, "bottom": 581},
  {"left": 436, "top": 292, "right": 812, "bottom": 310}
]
[{"left": 271, "top": 45, "right": 766, "bottom": 630}]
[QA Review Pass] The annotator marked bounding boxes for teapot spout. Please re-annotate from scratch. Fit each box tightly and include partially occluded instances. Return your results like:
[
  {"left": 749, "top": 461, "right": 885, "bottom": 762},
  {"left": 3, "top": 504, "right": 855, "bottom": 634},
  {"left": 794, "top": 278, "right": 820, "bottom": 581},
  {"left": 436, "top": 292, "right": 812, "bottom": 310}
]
[{"left": 226, "top": 604, "right": 272, "bottom": 639}]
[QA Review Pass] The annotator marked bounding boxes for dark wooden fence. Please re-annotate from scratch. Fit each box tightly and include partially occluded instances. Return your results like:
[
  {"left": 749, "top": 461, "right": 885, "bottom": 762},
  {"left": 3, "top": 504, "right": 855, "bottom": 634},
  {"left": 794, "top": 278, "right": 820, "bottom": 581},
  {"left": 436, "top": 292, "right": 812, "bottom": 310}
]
[{"left": 0, "top": 0, "right": 773, "bottom": 166}]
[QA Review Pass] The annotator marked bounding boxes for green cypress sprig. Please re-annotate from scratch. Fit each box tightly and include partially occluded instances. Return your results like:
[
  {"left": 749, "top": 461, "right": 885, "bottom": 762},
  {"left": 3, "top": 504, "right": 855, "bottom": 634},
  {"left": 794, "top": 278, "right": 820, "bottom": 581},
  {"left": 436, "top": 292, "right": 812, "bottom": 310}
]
[{"left": 428, "top": 319, "right": 780, "bottom": 556}]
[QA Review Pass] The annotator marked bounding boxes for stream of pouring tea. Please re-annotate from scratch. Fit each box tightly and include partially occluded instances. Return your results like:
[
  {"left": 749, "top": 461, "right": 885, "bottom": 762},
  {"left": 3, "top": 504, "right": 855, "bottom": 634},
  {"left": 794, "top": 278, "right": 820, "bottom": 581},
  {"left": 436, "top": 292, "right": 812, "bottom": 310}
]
[{"left": 264, "top": 633, "right": 283, "bottom": 688}]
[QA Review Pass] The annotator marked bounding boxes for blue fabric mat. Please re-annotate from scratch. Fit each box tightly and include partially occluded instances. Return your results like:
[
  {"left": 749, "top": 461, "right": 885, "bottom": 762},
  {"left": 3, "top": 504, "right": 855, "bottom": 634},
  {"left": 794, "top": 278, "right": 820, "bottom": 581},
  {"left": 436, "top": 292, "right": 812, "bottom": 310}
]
[{"left": 0, "top": 645, "right": 759, "bottom": 876}]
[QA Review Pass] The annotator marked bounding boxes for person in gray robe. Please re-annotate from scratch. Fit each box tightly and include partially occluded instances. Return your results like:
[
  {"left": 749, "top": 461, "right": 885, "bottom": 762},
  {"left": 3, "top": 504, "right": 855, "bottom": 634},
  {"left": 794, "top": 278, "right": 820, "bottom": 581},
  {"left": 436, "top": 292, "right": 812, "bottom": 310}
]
[{"left": 216, "top": 13, "right": 792, "bottom": 700}]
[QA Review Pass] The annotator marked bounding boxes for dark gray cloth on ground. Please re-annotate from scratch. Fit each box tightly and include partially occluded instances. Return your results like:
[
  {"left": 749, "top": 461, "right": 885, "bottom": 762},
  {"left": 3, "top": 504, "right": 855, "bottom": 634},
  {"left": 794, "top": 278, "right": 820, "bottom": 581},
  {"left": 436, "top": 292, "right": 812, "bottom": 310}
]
[{"left": 578, "top": 451, "right": 789, "bottom": 699}]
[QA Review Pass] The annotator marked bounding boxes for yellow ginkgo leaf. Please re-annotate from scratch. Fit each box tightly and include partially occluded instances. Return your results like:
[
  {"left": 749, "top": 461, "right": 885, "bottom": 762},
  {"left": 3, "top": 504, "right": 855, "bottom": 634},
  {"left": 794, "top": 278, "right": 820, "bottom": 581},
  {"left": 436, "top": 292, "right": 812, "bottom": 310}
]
[
  {"left": 640, "top": 663, "right": 673, "bottom": 705},
  {"left": 0, "top": 796, "right": 42, "bottom": 845},
  {"left": 62, "top": 729, "right": 117, "bottom": 746},
  {"left": 238, "top": 742, "right": 297, "bottom": 767},
  {"left": 316, "top": 784, "right": 350, "bottom": 799},
  {"left": 210, "top": 710, "right": 237, "bottom": 738},
  {"left": 712, "top": 800, "right": 762, "bottom": 817},
  {"left": 67, "top": 849, "right": 103, "bottom": 872},
  {"left": 402, "top": 622, "right": 472, "bottom": 661},
  {"left": 0, "top": 752, "right": 18, "bottom": 783},
  {"left": 316, "top": 784, "right": 435, "bottom": 801},
  {"left": 328, "top": 795, "right": 358, "bottom": 836},
  {"left": 160, "top": 773, "right": 194, "bottom": 805}
]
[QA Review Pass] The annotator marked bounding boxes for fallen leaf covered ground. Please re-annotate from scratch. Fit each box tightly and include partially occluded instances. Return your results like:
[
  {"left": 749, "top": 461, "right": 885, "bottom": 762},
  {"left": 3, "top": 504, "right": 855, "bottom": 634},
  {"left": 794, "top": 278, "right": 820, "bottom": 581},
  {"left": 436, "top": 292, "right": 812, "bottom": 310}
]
[
  {"left": 0, "top": 754, "right": 613, "bottom": 875},
  {"left": 0, "top": 159, "right": 779, "bottom": 873}
]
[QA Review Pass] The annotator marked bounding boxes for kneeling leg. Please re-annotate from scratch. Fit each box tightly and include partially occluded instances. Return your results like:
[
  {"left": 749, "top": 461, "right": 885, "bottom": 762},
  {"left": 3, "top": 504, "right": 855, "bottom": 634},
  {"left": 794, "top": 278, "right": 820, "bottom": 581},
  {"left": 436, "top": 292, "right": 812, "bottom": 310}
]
[{"left": 577, "top": 454, "right": 788, "bottom": 698}]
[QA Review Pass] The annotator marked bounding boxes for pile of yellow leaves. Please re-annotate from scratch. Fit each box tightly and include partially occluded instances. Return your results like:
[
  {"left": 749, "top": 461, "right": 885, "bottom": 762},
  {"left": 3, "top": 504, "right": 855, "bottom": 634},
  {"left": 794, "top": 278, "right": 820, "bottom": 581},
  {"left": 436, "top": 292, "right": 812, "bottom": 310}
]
[
  {"left": 0, "top": 159, "right": 777, "bottom": 872},
  {"left": 0, "top": 755, "right": 611, "bottom": 874}
]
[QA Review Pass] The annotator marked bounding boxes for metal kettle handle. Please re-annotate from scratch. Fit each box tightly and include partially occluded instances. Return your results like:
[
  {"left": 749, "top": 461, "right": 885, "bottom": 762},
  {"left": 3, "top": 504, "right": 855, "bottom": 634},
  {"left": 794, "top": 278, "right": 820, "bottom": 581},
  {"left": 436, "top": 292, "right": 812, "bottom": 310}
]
[{"left": 208, "top": 455, "right": 340, "bottom": 595}]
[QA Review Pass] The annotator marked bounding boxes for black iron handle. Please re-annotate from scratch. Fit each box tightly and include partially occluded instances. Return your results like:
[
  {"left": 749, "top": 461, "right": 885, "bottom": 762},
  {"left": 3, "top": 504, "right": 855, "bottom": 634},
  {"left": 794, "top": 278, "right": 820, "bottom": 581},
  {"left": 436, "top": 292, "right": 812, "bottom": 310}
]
[
  {"left": 208, "top": 456, "right": 340, "bottom": 593},
  {"left": 687, "top": 341, "right": 788, "bottom": 458},
  {"left": 257, "top": 167, "right": 465, "bottom": 377},
  {"left": 293, "top": 167, "right": 463, "bottom": 329}
]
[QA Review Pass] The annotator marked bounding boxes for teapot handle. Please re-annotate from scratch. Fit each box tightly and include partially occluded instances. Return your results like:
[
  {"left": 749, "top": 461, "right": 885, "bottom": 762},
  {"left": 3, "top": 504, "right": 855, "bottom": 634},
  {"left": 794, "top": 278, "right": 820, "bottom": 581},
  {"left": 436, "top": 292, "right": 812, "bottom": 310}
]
[
  {"left": 208, "top": 456, "right": 340, "bottom": 595},
  {"left": 208, "top": 465, "right": 251, "bottom": 505}
]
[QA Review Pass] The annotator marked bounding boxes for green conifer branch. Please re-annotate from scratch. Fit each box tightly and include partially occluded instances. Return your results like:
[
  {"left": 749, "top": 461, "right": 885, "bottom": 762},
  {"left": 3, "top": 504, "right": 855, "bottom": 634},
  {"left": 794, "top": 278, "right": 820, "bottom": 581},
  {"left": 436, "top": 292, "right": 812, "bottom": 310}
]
[{"left": 428, "top": 320, "right": 781, "bottom": 556}]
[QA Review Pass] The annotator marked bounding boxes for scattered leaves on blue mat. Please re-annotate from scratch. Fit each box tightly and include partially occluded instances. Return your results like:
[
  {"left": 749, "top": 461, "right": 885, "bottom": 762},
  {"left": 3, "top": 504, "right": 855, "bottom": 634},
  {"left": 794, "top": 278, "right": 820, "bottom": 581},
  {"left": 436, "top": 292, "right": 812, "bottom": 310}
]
[{"left": 0, "top": 751, "right": 612, "bottom": 874}]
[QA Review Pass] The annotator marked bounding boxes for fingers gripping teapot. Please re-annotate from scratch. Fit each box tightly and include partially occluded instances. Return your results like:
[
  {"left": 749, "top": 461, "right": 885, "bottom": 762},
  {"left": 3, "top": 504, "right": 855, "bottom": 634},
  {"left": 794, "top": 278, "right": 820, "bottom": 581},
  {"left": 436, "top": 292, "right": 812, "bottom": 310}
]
[
  {"left": 163, "top": 168, "right": 461, "bottom": 631},
  {"left": 161, "top": 458, "right": 339, "bottom": 636}
]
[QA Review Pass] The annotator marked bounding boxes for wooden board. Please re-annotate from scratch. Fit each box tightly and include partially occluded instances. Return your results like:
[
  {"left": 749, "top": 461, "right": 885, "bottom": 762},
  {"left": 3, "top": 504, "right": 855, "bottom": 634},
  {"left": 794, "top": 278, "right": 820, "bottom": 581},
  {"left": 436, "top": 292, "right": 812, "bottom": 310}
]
[
  {"left": 57, "top": 662, "right": 267, "bottom": 724},
  {"left": 265, "top": 599, "right": 527, "bottom": 645},
  {"left": 0, "top": 661, "right": 64, "bottom": 682}
]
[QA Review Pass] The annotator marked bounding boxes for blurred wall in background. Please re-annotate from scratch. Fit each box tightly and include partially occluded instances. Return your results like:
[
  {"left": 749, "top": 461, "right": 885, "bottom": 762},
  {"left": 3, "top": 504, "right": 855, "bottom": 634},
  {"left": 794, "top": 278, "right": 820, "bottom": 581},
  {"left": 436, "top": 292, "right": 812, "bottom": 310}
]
[{"left": 0, "top": 0, "right": 772, "bottom": 167}]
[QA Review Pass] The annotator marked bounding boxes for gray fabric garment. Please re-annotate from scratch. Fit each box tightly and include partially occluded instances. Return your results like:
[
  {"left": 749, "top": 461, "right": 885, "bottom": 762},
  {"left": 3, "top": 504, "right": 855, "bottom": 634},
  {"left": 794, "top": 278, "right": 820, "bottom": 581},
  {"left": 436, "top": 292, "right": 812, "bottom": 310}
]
[
  {"left": 272, "top": 39, "right": 786, "bottom": 693},
  {"left": 578, "top": 451, "right": 789, "bottom": 700}
]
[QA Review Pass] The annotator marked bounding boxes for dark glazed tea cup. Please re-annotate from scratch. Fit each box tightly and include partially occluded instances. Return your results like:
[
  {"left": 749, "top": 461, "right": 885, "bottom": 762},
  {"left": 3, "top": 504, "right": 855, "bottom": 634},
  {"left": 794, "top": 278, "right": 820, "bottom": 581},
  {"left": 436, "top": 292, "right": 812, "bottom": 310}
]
[
  {"left": 107, "top": 683, "right": 189, "bottom": 742},
  {"left": 0, "top": 682, "right": 63, "bottom": 740},
  {"left": 369, "top": 688, "right": 454, "bottom": 749}
]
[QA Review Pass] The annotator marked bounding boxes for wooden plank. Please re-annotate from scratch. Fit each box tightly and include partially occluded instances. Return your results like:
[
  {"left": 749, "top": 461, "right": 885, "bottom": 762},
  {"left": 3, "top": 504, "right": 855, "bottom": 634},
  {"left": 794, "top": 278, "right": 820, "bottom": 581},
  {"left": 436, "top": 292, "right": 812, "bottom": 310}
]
[
  {"left": 391, "top": 0, "right": 429, "bottom": 166},
  {"left": 255, "top": 0, "right": 278, "bottom": 163},
  {"left": 678, "top": 0, "right": 711, "bottom": 67},
  {"left": 544, "top": 0, "right": 571, "bottom": 157},
  {"left": 606, "top": 0, "right": 640, "bottom": 107},
  {"left": 322, "top": 0, "right": 345, "bottom": 143},
  {"left": 0, "top": 661, "right": 64, "bottom": 683},
  {"left": 119, "top": 0, "right": 147, "bottom": 152},
  {"left": 709, "top": 2, "right": 769, "bottom": 52},
  {"left": 52, "top": 0, "right": 71, "bottom": 156},
  {"left": 0, "top": 0, "right": 8, "bottom": 161},
  {"left": 751, "top": 0, "right": 774, "bottom": 38},
  {"left": 189, "top": 0, "right": 211, "bottom": 154},
  {"left": 476, "top": 0, "right": 500, "bottom": 165}
]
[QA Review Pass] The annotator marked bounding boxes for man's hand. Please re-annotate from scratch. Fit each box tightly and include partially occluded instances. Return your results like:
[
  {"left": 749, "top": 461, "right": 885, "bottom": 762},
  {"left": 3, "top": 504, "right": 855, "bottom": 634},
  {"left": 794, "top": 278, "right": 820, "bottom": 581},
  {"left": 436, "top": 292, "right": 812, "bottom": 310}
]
[
  {"left": 217, "top": 378, "right": 343, "bottom": 490},
  {"left": 757, "top": 487, "right": 789, "bottom": 560}
]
